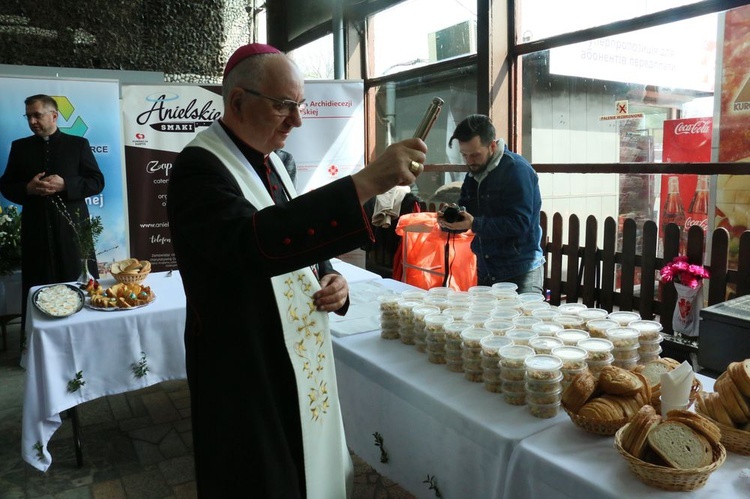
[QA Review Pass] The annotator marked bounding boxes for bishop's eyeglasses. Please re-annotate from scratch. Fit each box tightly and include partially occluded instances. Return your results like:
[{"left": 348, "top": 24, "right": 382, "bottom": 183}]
[{"left": 241, "top": 88, "right": 307, "bottom": 114}]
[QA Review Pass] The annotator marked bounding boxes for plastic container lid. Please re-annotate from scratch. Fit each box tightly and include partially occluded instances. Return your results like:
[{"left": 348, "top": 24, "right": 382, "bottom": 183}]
[
  {"left": 638, "top": 335, "right": 664, "bottom": 344},
  {"left": 397, "top": 299, "right": 423, "bottom": 311},
  {"left": 491, "top": 308, "right": 522, "bottom": 320},
  {"left": 498, "top": 344, "right": 535, "bottom": 360},
  {"left": 424, "top": 313, "right": 453, "bottom": 327},
  {"left": 529, "top": 336, "right": 564, "bottom": 352},
  {"left": 401, "top": 289, "right": 427, "bottom": 300},
  {"left": 443, "top": 320, "right": 473, "bottom": 339},
  {"left": 494, "top": 299, "right": 522, "bottom": 310},
  {"left": 522, "top": 301, "right": 551, "bottom": 314},
  {"left": 605, "top": 327, "right": 640, "bottom": 344},
  {"left": 492, "top": 282, "right": 518, "bottom": 291},
  {"left": 551, "top": 345, "right": 588, "bottom": 361},
  {"left": 577, "top": 338, "right": 614, "bottom": 353},
  {"left": 423, "top": 296, "right": 451, "bottom": 309},
  {"left": 577, "top": 308, "right": 609, "bottom": 321},
  {"left": 468, "top": 285, "right": 494, "bottom": 295},
  {"left": 532, "top": 322, "right": 564, "bottom": 336},
  {"left": 524, "top": 354, "right": 564, "bottom": 371},
  {"left": 557, "top": 303, "right": 588, "bottom": 315},
  {"left": 555, "top": 329, "right": 590, "bottom": 344},
  {"left": 627, "top": 320, "right": 663, "bottom": 333},
  {"left": 461, "top": 327, "right": 492, "bottom": 347},
  {"left": 442, "top": 307, "right": 470, "bottom": 320},
  {"left": 513, "top": 316, "right": 543, "bottom": 328},
  {"left": 554, "top": 315, "right": 586, "bottom": 327},
  {"left": 427, "top": 286, "right": 452, "bottom": 296},
  {"left": 586, "top": 319, "right": 619, "bottom": 332},
  {"left": 412, "top": 305, "right": 441, "bottom": 319},
  {"left": 483, "top": 319, "right": 515, "bottom": 335},
  {"left": 518, "top": 292, "right": 546, "bottom": 303},
  {"left": 506, "top": 329, "right": 539, "bottom": 344},
  {"left": 378, "top": 293, "right": 400, "bottom": 305},
  {"left": 480, "top": 335, "right": 514, "bottom": 355},
  {"left": 608, "top": 311, "right": 642, "bottom": 326},
  {"left": 463, "top": 313, "right": 492, "bottom": 327},
  {"left": 469, "top": 303, "right": 497, "bottom": 315},
  {"left": 531, "top": 309, "right": 561, "bottom": 322}
]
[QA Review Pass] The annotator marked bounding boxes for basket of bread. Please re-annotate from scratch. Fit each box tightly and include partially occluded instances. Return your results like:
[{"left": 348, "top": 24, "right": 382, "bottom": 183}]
[
  {"left": 632, "top": 358, "right": 703, "bottom": 414},
  {"left": 614, "top": 405, "right": 726, "bottom": 491},
  {"left": 110, "top": 258, "right": 151, "bottom": 285},
  {"left": 561, "top": 365, "right": 651, "bottom": 435},
  {"left": 694, "top": 359, "right": 750, "bottom": 455}
]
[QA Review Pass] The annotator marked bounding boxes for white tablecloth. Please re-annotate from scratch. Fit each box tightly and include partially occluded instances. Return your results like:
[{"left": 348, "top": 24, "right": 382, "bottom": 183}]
[
  {"left": 332, "top": 331, "right": 567, "bottom": 498},
  {"left": 504, "top": 375, "right": 750, "bottom": 498},
  {"left": 21, "top": 272, "right": 187, "bottom": 471}
]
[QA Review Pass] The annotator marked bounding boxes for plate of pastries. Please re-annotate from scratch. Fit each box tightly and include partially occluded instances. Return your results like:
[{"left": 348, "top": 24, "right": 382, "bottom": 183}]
[{"left": 83, "top": 278, "right": 156, "bottom": 311}]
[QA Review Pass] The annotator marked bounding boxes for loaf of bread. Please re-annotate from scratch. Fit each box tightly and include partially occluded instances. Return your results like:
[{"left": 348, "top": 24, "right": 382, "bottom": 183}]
[
  {"left": 728, "top": 360, "right": 750, "bottom": 398},
  {"left": 621, "top": 405, "right": 661, "bottom": 459},
  {"left": 647, "top": 421, "right": 713, "bottom": 469},
  {"left": 562, "top": 370, "right": 598, "bottom": 413}
]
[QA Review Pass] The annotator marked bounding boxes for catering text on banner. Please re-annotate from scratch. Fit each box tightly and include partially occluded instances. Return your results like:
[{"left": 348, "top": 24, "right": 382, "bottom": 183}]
[
  {"left": 122, "top": 81, "right": 364, "bottom": 271},
  {"left": 121, "top": 85, "right": 223, "bottom": 271},
  {"left": 0, "top": 76, "right": 128, "bottom": 271}
]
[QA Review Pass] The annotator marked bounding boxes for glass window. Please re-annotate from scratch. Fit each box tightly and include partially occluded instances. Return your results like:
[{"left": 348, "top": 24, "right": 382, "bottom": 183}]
[
  {"left": 371, "top": 66, "right": 477, "bottom": 206},
  {"left": 288, "top": 34, "right": 334, "bottom": 79},
  {"left": 519, "top": 11, "right": 722, "bottom": 256},
  {"left": 370, "top": 0, "right": 477, "bottom": 77},
  {"left": 517, "top": 0, "right": 707, "bottom": 43}
]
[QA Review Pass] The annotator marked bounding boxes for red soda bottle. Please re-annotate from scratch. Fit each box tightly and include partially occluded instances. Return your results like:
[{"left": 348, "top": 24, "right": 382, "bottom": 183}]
[{"left": 663, "top": 176, "right": 686, "bottom": 253}]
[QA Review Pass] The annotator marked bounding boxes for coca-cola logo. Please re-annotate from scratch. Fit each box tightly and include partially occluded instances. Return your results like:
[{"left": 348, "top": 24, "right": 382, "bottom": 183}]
[
  {"left": 674, "top": 120, "right": 711, "bottom": 135},
  {"left": 684, "top": 217, "right": 708, "bottom": 230}
]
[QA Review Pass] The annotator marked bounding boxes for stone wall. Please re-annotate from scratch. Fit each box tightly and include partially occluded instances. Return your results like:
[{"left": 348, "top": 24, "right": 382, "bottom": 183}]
[{"left": 0, "top": 0, "right": 251, "bottom": 83}]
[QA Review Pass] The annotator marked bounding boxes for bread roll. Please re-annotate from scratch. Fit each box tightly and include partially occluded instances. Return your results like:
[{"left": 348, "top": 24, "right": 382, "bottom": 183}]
[
  {"left": 598, "top": 365, "right": 643, "bottom": 396},
  {"left": 647, "top": 421, "right": 713, "bottom": 469}
]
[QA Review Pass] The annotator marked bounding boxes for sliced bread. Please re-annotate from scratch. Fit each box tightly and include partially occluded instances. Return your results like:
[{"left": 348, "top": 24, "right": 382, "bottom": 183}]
[{"left": 647, "top": 421, "right": 713, "bottom": 469}]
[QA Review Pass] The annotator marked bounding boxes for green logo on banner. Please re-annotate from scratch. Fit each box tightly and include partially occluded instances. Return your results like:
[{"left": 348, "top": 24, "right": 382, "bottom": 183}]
[{"left": 52, "top": 95, "right": 89, "bottom": 137}]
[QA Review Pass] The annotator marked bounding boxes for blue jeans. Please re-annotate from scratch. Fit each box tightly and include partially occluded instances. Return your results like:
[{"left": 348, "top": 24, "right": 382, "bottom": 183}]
[{"left": 478, "top": 265, "right": 544, "bottom": 295}]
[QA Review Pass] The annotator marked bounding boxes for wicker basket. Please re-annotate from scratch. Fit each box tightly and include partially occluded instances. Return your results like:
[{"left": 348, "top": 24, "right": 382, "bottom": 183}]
[
  {"left": 614, "top": 424, "right": 726, "bottom": 491},
  {"left": 651, "top": 377, "right": 703, "bottom": 414},
  {"left": 111, "top": 270, "right": 150, "bottom": 285},
  {"left": 562, "top": 402, "right": 629, "bottom": 436},
  {"left": 695, "top": 400, "right": 750, "bottom": 455}
]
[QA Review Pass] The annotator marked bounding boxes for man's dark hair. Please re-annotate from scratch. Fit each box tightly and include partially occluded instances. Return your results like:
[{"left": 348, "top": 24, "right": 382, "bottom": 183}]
[
  {"left": 25, "top": 94, "right": 59, "bottom": 110},
  {"left": 448, "top": 114, "right": 495, "bottom": 148}
]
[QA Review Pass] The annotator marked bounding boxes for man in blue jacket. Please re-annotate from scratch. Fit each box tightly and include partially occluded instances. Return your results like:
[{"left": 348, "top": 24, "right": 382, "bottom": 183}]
[{"left": 438, "top": 114, "right": 545, "bottom": 294}]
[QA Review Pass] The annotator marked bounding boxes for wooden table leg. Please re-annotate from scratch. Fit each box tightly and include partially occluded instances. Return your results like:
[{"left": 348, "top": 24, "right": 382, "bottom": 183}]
[{"left": 67, "top": 407, "right": 83, "bottom": 468}]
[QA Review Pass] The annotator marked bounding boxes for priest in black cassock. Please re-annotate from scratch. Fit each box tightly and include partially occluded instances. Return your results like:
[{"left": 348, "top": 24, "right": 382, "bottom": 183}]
[
  {"left": 0, "top": 94, "right": 104, "bottom": 342},
  {"left": 167, "top": 44, "right": 427, "bottom": 498}
]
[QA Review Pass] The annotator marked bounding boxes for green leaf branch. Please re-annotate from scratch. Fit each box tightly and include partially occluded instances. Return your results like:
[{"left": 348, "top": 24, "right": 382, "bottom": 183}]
[
  {"left": 423, "top": 474, "right": 442, "bottom": 498},
  {"left": 373, "top": 431, "right": 388, "bottom": 463}
]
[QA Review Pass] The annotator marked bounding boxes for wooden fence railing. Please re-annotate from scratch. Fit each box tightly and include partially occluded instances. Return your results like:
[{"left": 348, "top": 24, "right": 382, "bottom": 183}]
[{"left": 540, "top": 212, "right": 750, "bottom": 335}]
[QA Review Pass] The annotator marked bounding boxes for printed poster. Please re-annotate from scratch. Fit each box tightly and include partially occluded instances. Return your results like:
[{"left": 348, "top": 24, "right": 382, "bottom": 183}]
[{"left": 0, "top": 76, "right": 127, "bottom": 272}]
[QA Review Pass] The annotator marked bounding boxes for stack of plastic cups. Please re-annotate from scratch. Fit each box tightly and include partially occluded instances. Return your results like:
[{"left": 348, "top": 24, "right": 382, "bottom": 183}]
[
  {"left": 553, "top": 314, "right": 586, "bottom": 330},
  {"left": 378, "top": 293, "right": 401, "bottom": 340},
  {"left": 448, "top": 291, "right": 473, "bottom": 309},
  {"left": 423, "top": 294, "right": 451, "bottom": 312},
  {"left": 412, "top": 305, "right": 441, "bottom": 353},
  {"left": 469, "top": 302, "right": 497, "bottom": 315},
  {"left": 577, "top": 307, "right": 609, "bottom": 323},
  {"left": 585, "top": 318, "right": 619, "bottom": 339},
  {"left": 397, "top": 299, "right": 423, "bottom": 345},
  {"left": 531, "top": 322, "right": 564, "bottom": 338},
  {"left": 506, "top": 329, "right": 538, "bottom": 346},
  {"left": 606, "top": 327, "right": 641, "bottom": 370},
  {"left": 401, "top": 289, "right": 427, "bottom": 302},
  {"left": 525, "top": 354, "right": 564, "bottom": 419},
  {"left": 555, "top": 328, "right": 589, "bottom": 346},
  {"left": 483, "top": 319, "right": 515, "bottom": 337},
  {"left": 628, "top": 320, "right": 664, "bottom": 363},
  {"left": 468, "top": 285, "right": 495, "bottom": 298},
  {"left": 480, "top": 336, "right": 513, "bottom": 393},
  {"left": 518, "top": 292, "right": 546, "bottom": 307},
  {"left": 443, "top": 321, "right": 473, "bottom": 373},
  {"left": 557, "top": 303, "right": 588, "bottom": 316},
  {"left": 552, "top": 345, "right": 589, "bottom": 391},
  {"left": 499, "top": 344, "right": 535, "bottom": 405},
  {"left": 577, "top": 338, "right": 615, "bottom": 379},
  {"left": 424, "top": 313, "right": 453, "bottom": 364},
  {"left": 608, "top": 311, "right": 641, "bottom": 327},
  {"left": 531, "top": 308, "right": 560, "bottom": 323},
  {"left": 461, "top": 327, "right": 492, "bottom": 382},
  {"left": 529, "top": 336, "right": 565, "bottom": 355},
  {"left": 427, "top": 286, "right": 452, "bottom": 297},
  {"left": 491, "top": 282, "right": 518, "bottom": 293}
]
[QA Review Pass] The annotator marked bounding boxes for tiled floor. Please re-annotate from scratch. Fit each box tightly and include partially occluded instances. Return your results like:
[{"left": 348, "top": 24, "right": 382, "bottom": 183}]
[{"left": 0, "top": 320, "right": 414, "bottom": 498}]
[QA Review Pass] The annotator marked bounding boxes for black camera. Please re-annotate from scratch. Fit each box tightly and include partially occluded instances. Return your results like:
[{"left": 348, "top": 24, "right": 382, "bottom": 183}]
[{"left": 442, "top": 204, "right": 465, "bottom": 223}]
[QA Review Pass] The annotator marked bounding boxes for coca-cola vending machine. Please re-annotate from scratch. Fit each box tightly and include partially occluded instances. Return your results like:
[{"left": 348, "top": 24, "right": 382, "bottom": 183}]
[{"left": 660, "top": 117, "right": 713, "bottom": 255}]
